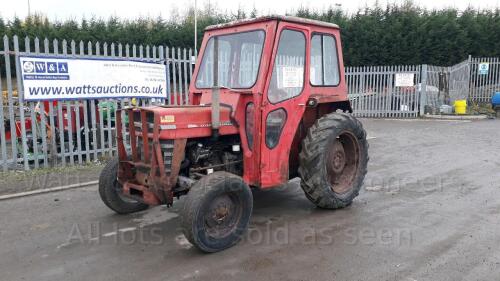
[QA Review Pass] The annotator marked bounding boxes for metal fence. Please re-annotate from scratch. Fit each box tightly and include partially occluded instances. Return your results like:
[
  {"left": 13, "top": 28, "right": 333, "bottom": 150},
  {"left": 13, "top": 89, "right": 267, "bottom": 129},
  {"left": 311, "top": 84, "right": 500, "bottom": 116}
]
[
  {"left": 0, "top": 35, "right": 192, "bottom": 171},
  {"left": 347, "top": 57, "right": 499, "bottom": 117},
  {"left": 469, "top": 57, "right": 500, "bottom": 103},
  {"left": 1, "top": 33, "right": 499, "bottom": 172},
  {"left": 345, "top": 65, "right": 422, "bottom": 118}
]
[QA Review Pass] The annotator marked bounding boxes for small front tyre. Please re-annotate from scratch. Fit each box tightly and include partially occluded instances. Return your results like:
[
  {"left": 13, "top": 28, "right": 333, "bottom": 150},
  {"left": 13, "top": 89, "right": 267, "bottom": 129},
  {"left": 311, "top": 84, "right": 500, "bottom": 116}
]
[
  {"left": 99, "top": 157, "right": 149, "bottom": 214},
  {"left": 180, "top": 172, "right": 253, "bottom": 253}
]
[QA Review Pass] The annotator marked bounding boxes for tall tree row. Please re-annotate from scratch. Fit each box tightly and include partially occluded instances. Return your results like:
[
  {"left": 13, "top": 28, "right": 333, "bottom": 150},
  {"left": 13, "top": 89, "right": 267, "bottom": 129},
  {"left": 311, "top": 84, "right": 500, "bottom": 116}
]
[{"left": 1, "top": 2, "right": 500, "bottom": 68}]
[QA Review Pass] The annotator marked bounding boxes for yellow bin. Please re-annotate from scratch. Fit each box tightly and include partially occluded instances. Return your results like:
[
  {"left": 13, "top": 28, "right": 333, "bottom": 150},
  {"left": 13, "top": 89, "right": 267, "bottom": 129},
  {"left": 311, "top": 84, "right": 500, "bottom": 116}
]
[{"left": 454, "top": 100, "right": 467, "bottom": 115}]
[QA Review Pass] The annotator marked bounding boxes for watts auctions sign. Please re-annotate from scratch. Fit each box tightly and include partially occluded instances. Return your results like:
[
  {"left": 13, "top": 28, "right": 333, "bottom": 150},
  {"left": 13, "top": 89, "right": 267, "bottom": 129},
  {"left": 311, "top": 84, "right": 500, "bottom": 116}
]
[{"left": 19, "top": 56, "right": 167, "bottom": 101}]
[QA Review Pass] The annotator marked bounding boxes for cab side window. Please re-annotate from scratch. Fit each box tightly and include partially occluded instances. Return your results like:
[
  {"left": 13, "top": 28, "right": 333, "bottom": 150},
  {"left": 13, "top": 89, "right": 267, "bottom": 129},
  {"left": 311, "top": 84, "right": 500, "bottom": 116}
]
[{"left": 310, "top": 34, "right": 340, "bottom": 86}]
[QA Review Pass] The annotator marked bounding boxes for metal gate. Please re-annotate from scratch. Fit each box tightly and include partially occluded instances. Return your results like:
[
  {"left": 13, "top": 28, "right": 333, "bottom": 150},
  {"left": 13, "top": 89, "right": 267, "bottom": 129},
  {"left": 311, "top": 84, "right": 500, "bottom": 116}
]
[
  {"left": 424, "top": 60, "right": 471, "bottom": 111},
  {"left": 346, "top": 65, "right": 421, "bottom": 118}
]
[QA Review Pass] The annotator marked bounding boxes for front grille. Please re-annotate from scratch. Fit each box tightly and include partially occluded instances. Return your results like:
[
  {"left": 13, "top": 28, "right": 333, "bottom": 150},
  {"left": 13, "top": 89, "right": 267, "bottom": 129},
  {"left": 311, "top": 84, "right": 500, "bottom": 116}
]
[
  {"left": 133, "top": 111, "right": 155, "bottom": 123},
  {"left": 132, "top": 111, "right": 155, "bottom": 133},
  {"left": 161, "top": 140, "right": 174, "bottom": 175},
  {"left": 136, "top": 138, "right": 173, "bottom": 173},
  {"left": 136, "top": 137, "right": 152, "bottom": 162},
  {"left": 127, "top": 109, "right": 174, "bottom": 175}
]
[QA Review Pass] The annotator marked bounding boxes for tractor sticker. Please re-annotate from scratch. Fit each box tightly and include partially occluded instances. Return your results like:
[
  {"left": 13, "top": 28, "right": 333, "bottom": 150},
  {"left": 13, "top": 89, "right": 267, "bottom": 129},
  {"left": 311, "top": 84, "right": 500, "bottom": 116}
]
[{"left": 161, "top": 115, "right": 175, "bottom": 123}]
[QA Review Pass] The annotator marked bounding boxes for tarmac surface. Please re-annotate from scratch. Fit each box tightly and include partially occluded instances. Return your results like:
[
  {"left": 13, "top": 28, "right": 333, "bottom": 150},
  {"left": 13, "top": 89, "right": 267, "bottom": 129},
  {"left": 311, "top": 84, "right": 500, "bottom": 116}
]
[{"left": 1, "top": 118, "right": 499, "bottom": 281}]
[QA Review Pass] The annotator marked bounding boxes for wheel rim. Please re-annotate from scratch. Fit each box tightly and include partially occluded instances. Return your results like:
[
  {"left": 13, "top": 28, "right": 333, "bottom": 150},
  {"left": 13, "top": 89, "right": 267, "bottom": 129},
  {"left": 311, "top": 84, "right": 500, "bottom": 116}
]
[
  {"left": 325, "top": 131, "right": 360, "bottom": 194},
  {"left": 204, "top": 193, "right": 241, "bottom": 239},
  {"left": 114, "top": 179, "right": 139, "bottom": 204}
]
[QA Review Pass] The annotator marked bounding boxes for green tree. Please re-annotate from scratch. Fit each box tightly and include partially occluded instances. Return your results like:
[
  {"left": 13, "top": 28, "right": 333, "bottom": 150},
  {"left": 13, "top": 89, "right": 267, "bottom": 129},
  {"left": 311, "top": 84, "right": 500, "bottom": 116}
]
[{"left": 1, "top": 3, "right": 499, "bottom": 66}]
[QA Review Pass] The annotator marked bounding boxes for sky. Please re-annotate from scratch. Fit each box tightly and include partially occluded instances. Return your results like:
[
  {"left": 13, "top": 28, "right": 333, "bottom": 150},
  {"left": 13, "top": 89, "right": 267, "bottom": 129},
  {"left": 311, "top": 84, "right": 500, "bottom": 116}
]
[{"left": 1, "top": 0, "right": 499, "bottom": 21}]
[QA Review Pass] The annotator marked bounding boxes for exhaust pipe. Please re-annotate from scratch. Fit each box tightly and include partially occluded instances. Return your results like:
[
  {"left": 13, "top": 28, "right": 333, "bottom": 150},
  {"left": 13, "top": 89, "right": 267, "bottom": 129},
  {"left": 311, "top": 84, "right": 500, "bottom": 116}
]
[{"left": 211, "top": 36, "right": 220, "bottom": 139}]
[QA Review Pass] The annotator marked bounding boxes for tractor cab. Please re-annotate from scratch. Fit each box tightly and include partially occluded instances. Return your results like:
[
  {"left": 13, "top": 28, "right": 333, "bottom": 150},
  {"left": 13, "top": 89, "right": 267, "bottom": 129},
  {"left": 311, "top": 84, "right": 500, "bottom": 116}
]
[
  {"left": 102, "top": 16, "right": 368, "bottom": 253},
  {"left": 189, "top": 16, "right": 351, "bottom": 186}
]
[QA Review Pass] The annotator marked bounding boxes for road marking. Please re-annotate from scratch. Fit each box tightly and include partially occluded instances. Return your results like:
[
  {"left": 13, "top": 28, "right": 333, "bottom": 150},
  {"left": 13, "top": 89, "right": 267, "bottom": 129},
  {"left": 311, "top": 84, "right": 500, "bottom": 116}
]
[
  {"left": 101, "top": 227, "right": 138, "bottom": 238},
  {"left": 102, "top": 231, "right": 117, "bottom": 237},
  {"left": 365, "top": 185, "right": 383, "bottom": 191},
  {"left": 175, "top": 234, "right": 193, "bottom": 249},
  {"left": 181, "top": 270, "right": 200, "bottom": 280},
  {"left": 118, "top": 227, "right": 137, "bottom": 233},
  {"left": 56, "top": 242, "right": 72, "bottom": 249},
  {"left": 0, "top": 181, "right": 98, "bottom": 201},
  {"left": 132, "top": 206, "right": 179, "bottom": 227}
]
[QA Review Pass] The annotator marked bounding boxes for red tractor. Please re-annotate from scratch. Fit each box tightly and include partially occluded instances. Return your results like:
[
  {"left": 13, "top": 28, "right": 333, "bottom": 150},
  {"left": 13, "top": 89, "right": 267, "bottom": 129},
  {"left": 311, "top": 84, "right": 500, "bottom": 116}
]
[{"left": 99, "top": 16, "right": 368, "bottom": 252}]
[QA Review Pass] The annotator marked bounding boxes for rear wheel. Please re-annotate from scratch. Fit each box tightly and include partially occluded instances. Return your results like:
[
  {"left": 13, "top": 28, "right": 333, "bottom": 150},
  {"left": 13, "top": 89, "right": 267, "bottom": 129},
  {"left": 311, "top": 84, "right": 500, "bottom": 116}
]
[
  {"left": 299, "top": 113, "right": 368, "bottom": 209},
  {"left": 180, "top": 172, "right": 253, "bottom": 253},
  {"left": 99, "top": 157, "right": 149, "bottom": 214}
]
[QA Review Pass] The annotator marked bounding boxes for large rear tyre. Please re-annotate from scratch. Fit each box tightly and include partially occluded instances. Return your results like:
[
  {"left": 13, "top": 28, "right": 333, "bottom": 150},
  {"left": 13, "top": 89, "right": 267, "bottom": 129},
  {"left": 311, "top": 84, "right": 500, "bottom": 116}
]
[
  {"left": 180, "top": 172, "right": 253, "bottom": 253},
  {"left": 299, "top": 113, "right": 368, "bottom": 209},
  {"left": 99, "top": 157, "right": 149, "bottom": 214}
]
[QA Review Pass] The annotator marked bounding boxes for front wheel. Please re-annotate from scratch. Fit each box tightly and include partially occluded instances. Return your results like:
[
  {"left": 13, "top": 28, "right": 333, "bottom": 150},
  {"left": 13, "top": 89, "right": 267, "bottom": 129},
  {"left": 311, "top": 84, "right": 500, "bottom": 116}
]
[
  {"left": 299, "top": 113, "right": 368, "bottom": 209},
  {"left": 180, "top": 172, "right": 253, "bottom": 253},
  {"left": 99, "top": 157, "right": 149, "bottom": 214}
]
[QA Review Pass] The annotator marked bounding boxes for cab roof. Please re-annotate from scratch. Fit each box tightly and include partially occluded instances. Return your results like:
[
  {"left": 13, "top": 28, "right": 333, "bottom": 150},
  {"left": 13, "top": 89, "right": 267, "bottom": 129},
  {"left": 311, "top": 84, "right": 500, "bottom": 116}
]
[{"left": 205, "top": 15, "right": 339, "bottom": 31}]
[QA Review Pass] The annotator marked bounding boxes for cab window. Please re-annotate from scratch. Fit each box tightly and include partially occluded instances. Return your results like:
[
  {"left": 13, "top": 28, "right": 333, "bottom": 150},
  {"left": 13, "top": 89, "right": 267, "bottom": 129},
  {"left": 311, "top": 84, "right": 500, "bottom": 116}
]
[
  {"left": 195, "top": 30, "right": 265, "bottom": 89},
  {"left": 310, "top": 34, "right": 340, "bottom": 86},
  {"left": 268, "top": 29, "right": 306, "bottom": 104}
]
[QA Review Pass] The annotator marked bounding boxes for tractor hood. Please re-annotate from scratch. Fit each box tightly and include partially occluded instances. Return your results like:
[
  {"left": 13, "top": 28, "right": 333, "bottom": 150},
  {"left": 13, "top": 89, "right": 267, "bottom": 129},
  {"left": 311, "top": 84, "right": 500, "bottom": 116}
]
[{"left": 139, "top": 105, "right": 238, "bottom": 139}]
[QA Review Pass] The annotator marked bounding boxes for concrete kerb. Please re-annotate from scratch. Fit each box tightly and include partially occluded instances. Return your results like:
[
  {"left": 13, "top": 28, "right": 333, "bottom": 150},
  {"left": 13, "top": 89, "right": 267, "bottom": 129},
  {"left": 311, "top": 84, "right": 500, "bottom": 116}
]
[{"left": 0, "top": 181, "right": 98, "bottom": 201}]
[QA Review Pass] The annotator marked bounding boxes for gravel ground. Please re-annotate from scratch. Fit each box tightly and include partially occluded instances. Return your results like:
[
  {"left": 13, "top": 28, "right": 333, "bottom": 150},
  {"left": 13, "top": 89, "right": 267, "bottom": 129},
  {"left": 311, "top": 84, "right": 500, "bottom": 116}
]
[{"left": 0, "top": 118, "right": 499, "bottom": 281}]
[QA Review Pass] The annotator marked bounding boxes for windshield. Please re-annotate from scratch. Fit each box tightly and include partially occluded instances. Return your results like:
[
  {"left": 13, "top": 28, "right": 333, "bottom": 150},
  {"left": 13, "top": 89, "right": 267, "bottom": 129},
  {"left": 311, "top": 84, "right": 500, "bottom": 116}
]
[{"left": 195, "top": 30, "right": 265, "bottom": 89}]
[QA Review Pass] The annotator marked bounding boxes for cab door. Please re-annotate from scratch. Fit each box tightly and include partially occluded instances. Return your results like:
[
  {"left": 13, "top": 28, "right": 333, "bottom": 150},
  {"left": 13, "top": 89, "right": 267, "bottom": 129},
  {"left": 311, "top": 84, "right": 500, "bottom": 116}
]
[{"left": 259, "top": 22, "right": 310, "bottom": 187}]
